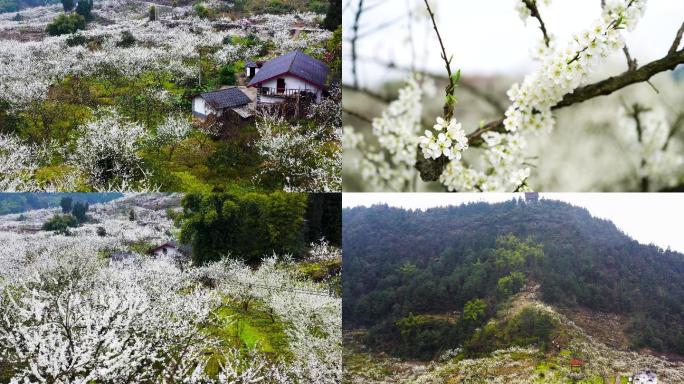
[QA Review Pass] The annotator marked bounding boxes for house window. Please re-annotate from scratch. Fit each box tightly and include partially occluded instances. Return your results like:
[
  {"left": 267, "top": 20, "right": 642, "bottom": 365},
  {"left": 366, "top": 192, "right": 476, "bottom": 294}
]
[
  {"left": 277, "top": 78, "right": 286, "bottom": 94},
  {"left": 249, "top": 67, "right": 256, "bottom": 77}
]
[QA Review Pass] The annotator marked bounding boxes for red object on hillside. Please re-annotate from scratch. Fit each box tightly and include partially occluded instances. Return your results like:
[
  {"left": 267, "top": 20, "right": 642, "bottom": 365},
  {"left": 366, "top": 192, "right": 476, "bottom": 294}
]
[{"left": 570, "top": 358, "right": 583, "bottom": 367}]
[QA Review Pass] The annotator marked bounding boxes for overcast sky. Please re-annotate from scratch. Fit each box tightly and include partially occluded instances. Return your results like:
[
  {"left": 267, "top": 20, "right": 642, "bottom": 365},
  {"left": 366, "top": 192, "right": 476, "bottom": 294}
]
[
  {"left": 343, "top": 0, "right": 684, "bottom": 86},
  {"left": 343, "top": 193, "right": 684, "bottom": 253}
]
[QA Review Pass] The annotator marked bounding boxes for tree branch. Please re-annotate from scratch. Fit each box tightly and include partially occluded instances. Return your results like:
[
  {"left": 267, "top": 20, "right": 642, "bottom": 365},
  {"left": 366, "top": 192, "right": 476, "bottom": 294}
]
[
  {"left": 342, "top": 107, "right": 373, "bottom": 123},
  {"left": 670, "top": 21, "right": 684, "bottom": 55},
  {"left": 342, "top": 84, "right": 394, "bottom": 103},
  {"left": 417, "top": 48, "right": 684, "bottom": 181},
  {"left": 522, "top": 0, "right": 550, "bottom": 47},
  {"left": 423, "top": 0, "right": 457, "bottom": 120},
  {"left": 350, "top": 0, "right": 364, "bottom": 89},
  {"left": 350, "top": 57, "right": 506, "bottom": 114},
  {"left": 622, "top": 46, "right": 638, "bottom": 71}
]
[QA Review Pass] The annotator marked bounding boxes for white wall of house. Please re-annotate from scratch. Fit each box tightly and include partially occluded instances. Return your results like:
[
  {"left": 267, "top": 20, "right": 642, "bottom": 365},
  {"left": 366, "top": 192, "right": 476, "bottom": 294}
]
[
  {"left": 192, "top": 96, "right": 220, "bottom": 118},
  {"left": 153, "top": 246, "right": 179, "bottom": 258},
  {"left": 256, "top": 75, "right": 322, "bottom": 104}
]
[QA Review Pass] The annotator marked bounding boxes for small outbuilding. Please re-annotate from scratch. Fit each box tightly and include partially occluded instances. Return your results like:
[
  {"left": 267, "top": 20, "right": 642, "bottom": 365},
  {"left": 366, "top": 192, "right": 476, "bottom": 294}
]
[
  {"left": 148, "top": 241, "right": 180, "bottom": 258},
  {"left": 192, "top": 87, "right": 255, "bottom": 121},
  {"left": 524, "top": 192, "right": 539, "bottom": 203},
  {"left": 569, "top": 358, "right": 583, "bottom": 370},
  {"left": 245, "top": 60, "right": 265, "bottom": 78}
]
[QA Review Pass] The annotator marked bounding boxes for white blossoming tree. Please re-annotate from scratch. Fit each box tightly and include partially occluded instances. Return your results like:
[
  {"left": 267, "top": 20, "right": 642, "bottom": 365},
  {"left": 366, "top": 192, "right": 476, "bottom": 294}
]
[
  {"left": 344, "top": 0, "right": 684, "bottom": 191},
  {"left": 0, "top": 194, "right": 342, "bottom": 383}
]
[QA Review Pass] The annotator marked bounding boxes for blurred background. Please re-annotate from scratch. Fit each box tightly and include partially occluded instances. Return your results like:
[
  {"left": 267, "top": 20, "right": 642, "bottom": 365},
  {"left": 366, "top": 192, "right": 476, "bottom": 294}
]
[{"left": 342, "top": 0, "right": 684, "bottom": 191}]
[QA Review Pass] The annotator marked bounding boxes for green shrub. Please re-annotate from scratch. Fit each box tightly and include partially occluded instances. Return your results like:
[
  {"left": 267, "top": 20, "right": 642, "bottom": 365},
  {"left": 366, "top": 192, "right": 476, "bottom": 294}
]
[
  {"left": 42, "top": 214, "right": 79, "bottom": 234},
  {"left": 46, "top": 13, "right": 86, "bottom": 36},
  {"left": 504, "top": 307, "right": 556, "bottom": 349},
  {"left": 116, "top": 30, "right": 136, "bottom": 48},
  {"left": 253, "top": 0, "right": 294, "bottom": 14},
  {"left": 193, "top": 2, "right": 213, "bottom": 18}
]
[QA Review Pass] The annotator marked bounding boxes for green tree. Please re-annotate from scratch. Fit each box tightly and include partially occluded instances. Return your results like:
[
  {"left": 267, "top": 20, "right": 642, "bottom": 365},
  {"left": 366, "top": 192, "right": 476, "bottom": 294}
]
[
  {"left": 463, "top": 299, "right": 487, "bottom": 324},
  {"left": 148, "top": 5, "right": 156, "bottom": 21},
  {"left": 96, "top": 226, "right": 107, "bottom": 237},
  {"left": 71, "top": 201, "right": 88, "bottom": 223},
  {"left": 45, "top": 13, "right": 85, "bottom": 36},
  {"left": 75, "top": 0, "right": 93, "bottom": 21},
  {"left": 176, "top": 192, "right": 308, "bottom": 265},
  {"left": 60, "top": 196, "right": 73, "bottom": 213},
  {"left": 497, "top": 272, "right": 526, "bottom": 298},
  {"left": 218, "top": 64, "right": 236, "bottom": 86},
  {"left": 129, "top": 209, "right": 135, "bottom": 221},
  {"left": 325, "top": 26, "right": 342, "bottom": 84},
  {"left": 61, "top": 0, "right": 74, "bottom": 12},
  {"left": 323, "top": 0, "right": 341, "bottom": 31}
]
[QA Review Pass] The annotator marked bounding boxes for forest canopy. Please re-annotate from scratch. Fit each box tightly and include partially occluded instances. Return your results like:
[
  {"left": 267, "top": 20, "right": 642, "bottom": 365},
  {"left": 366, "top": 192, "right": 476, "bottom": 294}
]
[
  {"left": 343, "top": 199, "right": 684, "bottom": 359},
  {"left": 176, "top": 192, "right": 340, "bottom": 265}
]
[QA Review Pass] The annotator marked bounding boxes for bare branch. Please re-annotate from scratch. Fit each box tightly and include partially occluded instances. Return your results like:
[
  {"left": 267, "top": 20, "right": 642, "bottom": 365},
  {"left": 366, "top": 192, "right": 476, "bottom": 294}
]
[
  {"left": 623, "top": 46, "right": 638, "bottom": 71},
  {"left": 350, "top": 0, "right": 364, "bottom": 89},
  {"left": 351, "top": 56, "right": 507, "bottom": 114},
  {"left": 342, "top": 85, "right": 394, "bottom": 104},
  {"left": 522, "top": 0, "right": 550, "bottom": 47},
  {"left": 670, "top": 20, "right": 684, "bottom": 55},
  {"left": 625, "top": 103, "right": 651, "bottom": 191},
  {"left": 423, "top": 0, "right": 457, "bottom": 120},
  {"left": 342, "top": 107, "right": 373, "bottom": 123}
]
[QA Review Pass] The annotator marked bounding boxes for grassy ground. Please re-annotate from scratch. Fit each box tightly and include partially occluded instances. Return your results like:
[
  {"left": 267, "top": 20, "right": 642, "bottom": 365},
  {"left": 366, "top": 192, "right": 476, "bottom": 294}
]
[{"left": 206, "top": 297, "right": 290, "bottom": 352}]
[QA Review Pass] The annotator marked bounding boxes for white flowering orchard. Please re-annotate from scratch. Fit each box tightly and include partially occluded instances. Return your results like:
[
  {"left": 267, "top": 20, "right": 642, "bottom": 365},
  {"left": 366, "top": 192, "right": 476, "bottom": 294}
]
[
  {"left": 0, "top": 194, "right": 342, "bottom": 383},
  {"left": 0, "top": 0, "right": 337, "bottom": 192}
]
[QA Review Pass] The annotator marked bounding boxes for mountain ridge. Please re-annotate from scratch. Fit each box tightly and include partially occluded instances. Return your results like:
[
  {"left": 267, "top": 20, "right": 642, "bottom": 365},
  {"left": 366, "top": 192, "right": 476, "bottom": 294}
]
[{"left": 343, "top": 198, "right": 684, "bottom": 358}]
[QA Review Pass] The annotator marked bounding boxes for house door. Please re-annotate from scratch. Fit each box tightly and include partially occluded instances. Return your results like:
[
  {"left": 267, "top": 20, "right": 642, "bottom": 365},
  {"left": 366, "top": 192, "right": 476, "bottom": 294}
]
[{"left": 277, "top": 78, "right": 286, "bottom": 94}]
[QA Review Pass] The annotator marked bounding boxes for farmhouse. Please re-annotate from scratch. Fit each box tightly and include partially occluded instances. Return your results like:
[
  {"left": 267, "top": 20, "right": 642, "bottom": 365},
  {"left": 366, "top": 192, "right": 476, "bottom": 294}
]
[
  {"left": 148, "top": 241, "right": 180, "bottom": 258},
  {"left": 631, "top": 369, "right": 657, "bottom": 383},
  {"left": 191, "top": 86, "right": 256, "bottom": 123},
  {"left": 247, "top": 50, "right": 329, "bottom": 104}
]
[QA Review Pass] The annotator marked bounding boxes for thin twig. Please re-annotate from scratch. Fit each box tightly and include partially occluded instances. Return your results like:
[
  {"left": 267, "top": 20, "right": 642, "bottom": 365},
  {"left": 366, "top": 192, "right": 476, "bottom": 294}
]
[
  {"left": 342, "top": 85, "right": 394, "bottom": 103},
  {"left": 350, "top": 57, "right": 506, "bottom": 114},
  {"left": 626, "top": 103, "right": 651, "bottom": 192},
  {"left": 670, "top": 20, "right": 684, "bottom": 55},
  {"left": 623, "top": 46, "right": 638, "bottom": 71},
  {"left": 663, "top": 113, "right": 684, "bottom": 151},
  {"left": 342, "top": 107, "right": 373, "bottom": 123},
  {"left": 350, "top": 0, "right": 364, "bottom": 89},
  {"left": 423, "top": 0, "right": 456, "bottom": 120},
  {"left": 522, "top": 0, "right": 550, "bottom": 47}
]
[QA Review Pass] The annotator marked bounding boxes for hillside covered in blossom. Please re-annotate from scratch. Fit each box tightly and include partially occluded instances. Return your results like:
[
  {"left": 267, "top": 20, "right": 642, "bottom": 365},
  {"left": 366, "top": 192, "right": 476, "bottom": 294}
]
[
  {"left": 342, "top": 198, "right": 684, "bottom": 383},
  {"left": 0, "top": 0, "right": 341, "bottom": 192},
  {"left": 0, "top": 192, "right": 342, "bottom": 383}
]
